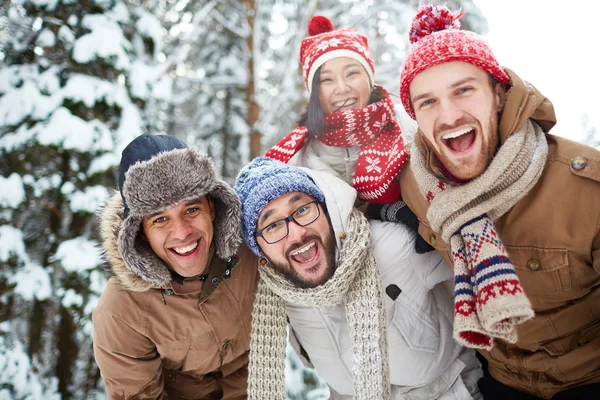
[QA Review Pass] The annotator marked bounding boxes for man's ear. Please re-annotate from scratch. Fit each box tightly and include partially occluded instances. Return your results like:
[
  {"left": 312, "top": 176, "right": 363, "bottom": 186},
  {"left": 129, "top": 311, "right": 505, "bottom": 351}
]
[
  {"left": 139, "top": 223, "right": 149, "bottom": 242},
  {"left": 207, "top": 195, "right": 216, "bottom": 222},
  {"left": 495, "top": 82, "right": 508, "bottom": 113}
]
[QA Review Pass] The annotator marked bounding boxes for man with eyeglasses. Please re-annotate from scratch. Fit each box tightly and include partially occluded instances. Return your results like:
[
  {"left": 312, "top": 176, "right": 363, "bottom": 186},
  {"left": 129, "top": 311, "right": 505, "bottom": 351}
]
[{"left": 234, "top": 157, "right": 484, "bottom": 400}]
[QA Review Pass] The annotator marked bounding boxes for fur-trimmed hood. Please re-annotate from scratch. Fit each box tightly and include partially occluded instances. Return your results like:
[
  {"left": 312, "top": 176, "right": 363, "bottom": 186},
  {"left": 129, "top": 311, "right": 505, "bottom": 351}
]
[
  {"left": 100, "top": 136, "right": 242, "bottom": 291},
  {"left": 100, "top": 193, "right": 152, "bottom": 292}
]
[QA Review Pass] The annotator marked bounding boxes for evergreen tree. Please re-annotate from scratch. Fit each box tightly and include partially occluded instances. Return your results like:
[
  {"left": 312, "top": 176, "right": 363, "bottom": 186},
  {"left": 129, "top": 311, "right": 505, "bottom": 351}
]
[{"left": 0, "top": 0, "right": 160, "bottom": 397}]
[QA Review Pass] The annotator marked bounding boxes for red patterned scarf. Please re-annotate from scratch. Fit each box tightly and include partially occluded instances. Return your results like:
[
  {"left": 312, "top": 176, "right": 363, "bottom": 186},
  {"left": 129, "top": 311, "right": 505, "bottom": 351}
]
[{"left": 265, "top": 86, "right": 408, "bottom": 203}]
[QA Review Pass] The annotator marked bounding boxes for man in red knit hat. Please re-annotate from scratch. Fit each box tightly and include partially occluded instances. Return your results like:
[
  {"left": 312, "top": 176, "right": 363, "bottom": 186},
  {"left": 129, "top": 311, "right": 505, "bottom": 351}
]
[{"left": 395, "top": 3, "right": 600, "bottom": 400}]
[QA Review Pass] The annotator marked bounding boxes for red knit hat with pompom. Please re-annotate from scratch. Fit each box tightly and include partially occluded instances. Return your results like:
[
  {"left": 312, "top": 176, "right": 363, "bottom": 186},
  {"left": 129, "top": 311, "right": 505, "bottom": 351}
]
[
  {"left": 300, "top": 15, "right": 375, "bottom": 92},
  {"left": 399, "top": 4, "right": 510, "bottom": 119}
]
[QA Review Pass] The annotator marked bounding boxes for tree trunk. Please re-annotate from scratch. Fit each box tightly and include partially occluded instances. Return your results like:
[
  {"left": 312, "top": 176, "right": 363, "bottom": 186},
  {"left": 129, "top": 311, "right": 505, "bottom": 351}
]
[{"left": 245, "top": 0, "right": 261, "bottom": 159}]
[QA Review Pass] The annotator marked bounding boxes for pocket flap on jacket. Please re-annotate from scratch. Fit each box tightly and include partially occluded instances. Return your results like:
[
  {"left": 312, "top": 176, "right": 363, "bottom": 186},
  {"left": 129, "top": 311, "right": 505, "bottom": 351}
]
[{"left": 506, "top": 246, "right": 568, "bottom": 272}]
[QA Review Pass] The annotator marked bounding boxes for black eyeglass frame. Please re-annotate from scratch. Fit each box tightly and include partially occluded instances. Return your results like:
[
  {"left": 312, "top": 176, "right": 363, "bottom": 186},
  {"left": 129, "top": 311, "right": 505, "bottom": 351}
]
[{"left": 255, "top": 200, "right": 321, "bottom": 244}]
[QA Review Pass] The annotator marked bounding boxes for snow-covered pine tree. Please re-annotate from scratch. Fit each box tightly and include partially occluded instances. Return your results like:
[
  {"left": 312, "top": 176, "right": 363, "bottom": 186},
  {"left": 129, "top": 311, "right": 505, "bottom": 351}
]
[
  {"left": 0, "top": 0, "right": 163, "bottom": 397},
  {"left": 142, "top": 0, "right": 251, "bottom": 183}
]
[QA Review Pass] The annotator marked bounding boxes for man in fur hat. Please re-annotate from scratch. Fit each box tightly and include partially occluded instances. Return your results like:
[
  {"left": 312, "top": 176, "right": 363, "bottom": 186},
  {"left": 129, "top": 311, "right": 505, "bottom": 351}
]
[
  {"left": 234, "top": 157, "right": 483, "bottom": 400},
  {"left": 93, "top": 134, "right": 258, "bottom": 399},
  {"left": 393, "top": 4, "right": 600, "bottom": 399}
]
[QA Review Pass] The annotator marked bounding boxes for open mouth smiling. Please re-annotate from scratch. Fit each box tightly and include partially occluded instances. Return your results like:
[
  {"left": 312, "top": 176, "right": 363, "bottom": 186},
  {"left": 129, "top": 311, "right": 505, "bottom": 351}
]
[
  {"left": 332, "top": 98, "right": 357, "bottom": 109},
  {"left": 170, "top": 240, "right": 199, "bottom": 256},
  {"left": 441, "top": 127, "right": 477, "bottom": 154},
  {"left": 289, "top": 241, "right": 319, "bottom": 265}
]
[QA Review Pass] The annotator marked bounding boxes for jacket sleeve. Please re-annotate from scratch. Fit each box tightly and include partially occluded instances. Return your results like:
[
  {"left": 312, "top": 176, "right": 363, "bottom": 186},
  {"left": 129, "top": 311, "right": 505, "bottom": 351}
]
[
  {"left": 593, "top": 213, "right": 600, "bottom": 275},
  {"left": 93, "top": 307, "right": 167, "bottom": 400}
]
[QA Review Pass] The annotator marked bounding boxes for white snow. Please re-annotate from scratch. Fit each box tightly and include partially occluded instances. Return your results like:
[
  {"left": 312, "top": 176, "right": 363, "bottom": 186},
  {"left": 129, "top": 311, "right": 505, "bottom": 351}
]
[
  {"left": 73, "top": 14, "right": 132, "bottom": 70},
  {"left": 0, "top": 225, "right": 26, "bottom": 262},
  {"left": 58, "top": 25, "right": 76, "bottom": 48},
  {"left": 38, "top": 66, "right": 61, "bottom": 94},
  {"left": 69, "top": 185, "right": 110, "bottom": 214},
  {"left": 8, "top": 263, "right": 52, "bottom": 301},
  {"left": 129, "top": 61, "right": 160, "bottom": 100},
  {"left": 37, "top": 28, "right": 56, "bottom": 47},
  {"left": 84, "top": 295, "right": 100, "bottom": 317},
  {"left": 88, "top": 153, "right": 120, "bottom": 175},
  {"left": 152, "top": 75, "right": 172, "bottom": 101},
  {"left": 135, "top": 11, "right": 164, "bottom": 55},
  {"left": 0, "top": 81, "right": 40, "bottom": 127},
  {"left": 52, "top": 237, "right": 102, "bottom": 272},
  {"left": 0, "top": 65, "right": 39, "bottom": 94},
  {"left": 0, "top": 334, "right": 61, "bottom": 399},
  {"left": 116, "top": 103, "right": 144, "bottom": 152},
  {"left": 62, "top": 74, "right": 124, "bottom": 108},
  {"left": 105, "top": 0, "right": 129, "bottom": 23},
  {"left": 0, "top": 125, "right": 35, "bottom": 151},
  {"left": 60, "top": 181, "right": 76, "bottom": 195},
  {"left": 29, "top": 0, "right": 59, "bottom": 11},
  {"left": 28, "top": 174, "right": 61, "bottom": 197},
  {"left": 67, "top": 14, "right": 78, "bottom": 26},
  {"left": 89, "top": 270, "right": 108, "bottom": 295},
  {"left": 0, "top": 174, "right": 25, "bottom": 209},
  {"left": 36, "top": 107, "right": 113, "bottom": 152},
  {"left": 59, "top": 288, "right": 84, "bottom": 308}
]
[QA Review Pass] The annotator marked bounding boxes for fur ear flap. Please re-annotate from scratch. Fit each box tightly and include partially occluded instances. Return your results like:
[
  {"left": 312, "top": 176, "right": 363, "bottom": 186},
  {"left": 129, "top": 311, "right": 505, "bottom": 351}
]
[
  {"left": 118, "top": 215, "right": 172, "bottom": 287},
  {"left": 210, "top": 180, "right": 242, "bottom": 258}
]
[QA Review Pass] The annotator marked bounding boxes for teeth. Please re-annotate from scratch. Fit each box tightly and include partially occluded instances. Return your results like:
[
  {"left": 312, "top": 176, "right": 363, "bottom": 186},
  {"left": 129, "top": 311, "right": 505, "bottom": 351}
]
[
  {"left": 173, "top": 241, "right": 198, "bottom": 254},
  {"left": 291, "top": 242, "right": 315, "bottom": 255},
  {"left": 333, "top": 98, "right": 356, "bottom": 107},
  {"left": 442, "top": 127, "right": 473, "bottom": 140}
]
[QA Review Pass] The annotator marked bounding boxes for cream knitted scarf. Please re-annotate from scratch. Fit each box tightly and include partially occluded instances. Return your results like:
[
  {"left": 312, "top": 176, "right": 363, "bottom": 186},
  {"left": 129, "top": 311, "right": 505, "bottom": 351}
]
[
  {"left": 411, "top": 120, "right": 547, "bottom": 350},
  {"left": 247, "top": 209, "right": 390, "bottom": 399}
]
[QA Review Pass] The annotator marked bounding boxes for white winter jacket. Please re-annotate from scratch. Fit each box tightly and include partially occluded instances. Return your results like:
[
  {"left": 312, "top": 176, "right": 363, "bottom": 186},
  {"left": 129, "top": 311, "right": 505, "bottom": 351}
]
[{"left": 286, "top": 169, "right": 482, "bottom": 399}]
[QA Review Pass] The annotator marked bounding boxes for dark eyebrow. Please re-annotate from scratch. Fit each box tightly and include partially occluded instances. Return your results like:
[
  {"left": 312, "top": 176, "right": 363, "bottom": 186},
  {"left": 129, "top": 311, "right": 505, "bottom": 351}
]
[
  {"left": 258, "top": 193, "right": 306, "bottom": 227},
  {"left": 320, "top": 62, "right": 362, "bottom": 75},
  {"left": 411, "top": 77, "right": 478, "bottom": 104},
  {"left": 147, "top": 198, "right": 204, "bottom": 220}
]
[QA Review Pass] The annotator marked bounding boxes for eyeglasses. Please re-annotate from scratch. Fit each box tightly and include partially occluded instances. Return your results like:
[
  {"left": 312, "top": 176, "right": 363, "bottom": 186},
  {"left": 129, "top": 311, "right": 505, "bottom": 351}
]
[{"left": 255, "top": 200, "right": 321, "bottom": 244}]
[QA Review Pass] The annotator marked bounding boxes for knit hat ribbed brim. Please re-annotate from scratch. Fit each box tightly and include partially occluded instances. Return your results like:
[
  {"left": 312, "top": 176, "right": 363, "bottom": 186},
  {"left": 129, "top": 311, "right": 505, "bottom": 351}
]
[
  {"left": 300, "top": 15, "right": 375, "bottom": 92},
  {"left": 399, "top": 4, "right": 510, "bottom": 119}
]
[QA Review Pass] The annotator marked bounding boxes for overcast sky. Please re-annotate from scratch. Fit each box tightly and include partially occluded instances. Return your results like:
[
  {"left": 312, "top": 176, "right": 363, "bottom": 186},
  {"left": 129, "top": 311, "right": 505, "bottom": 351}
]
[{"left": 474, "top": 0, "right": 599, "bottom": 142}]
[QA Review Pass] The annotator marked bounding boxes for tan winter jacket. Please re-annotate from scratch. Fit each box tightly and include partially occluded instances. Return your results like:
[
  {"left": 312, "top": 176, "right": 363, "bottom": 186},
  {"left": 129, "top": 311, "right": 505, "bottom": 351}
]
[
  {"left": 93, "top": 194, "right": 258, "bottom": 399},
  {"left": 399, "top": 69, "right": 600, "bottom": 398}
]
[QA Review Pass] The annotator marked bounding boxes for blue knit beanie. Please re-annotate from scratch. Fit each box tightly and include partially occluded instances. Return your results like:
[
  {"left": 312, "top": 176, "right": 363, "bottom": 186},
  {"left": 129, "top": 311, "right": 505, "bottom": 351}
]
[{"left": 234, "top": 157, "right": 325, "bottom": 256}]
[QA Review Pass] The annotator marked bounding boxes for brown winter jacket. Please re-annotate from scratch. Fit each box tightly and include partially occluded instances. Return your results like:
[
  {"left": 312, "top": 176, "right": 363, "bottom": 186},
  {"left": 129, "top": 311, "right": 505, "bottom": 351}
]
[
  {"left": 398, "top": 69, "right": 600, "bottom": 399},
  {"left": 93, "top": 194, "right": 258, "bottom": 399}
]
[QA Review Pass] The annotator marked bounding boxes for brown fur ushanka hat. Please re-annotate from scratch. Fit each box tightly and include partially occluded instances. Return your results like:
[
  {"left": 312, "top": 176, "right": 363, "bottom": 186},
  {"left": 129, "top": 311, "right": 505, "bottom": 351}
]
[{"left": 116, "top": 134, "right": 242, "bottom": 287}]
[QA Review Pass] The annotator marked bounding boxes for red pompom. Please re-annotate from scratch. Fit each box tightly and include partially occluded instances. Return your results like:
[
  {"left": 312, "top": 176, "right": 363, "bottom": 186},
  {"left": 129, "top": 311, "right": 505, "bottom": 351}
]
[
  {"left": 308, "top": 15, "right": 334, "bottom": 36},
  {"left": 409, "top": 5, "right": 464, "bottom": 44}
]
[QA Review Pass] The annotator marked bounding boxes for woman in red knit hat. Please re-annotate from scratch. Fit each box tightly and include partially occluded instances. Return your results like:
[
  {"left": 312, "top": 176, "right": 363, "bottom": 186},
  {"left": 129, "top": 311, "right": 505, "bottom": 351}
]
[{"left": 265, "top": 15, "right": 430, "bottom": 250}]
